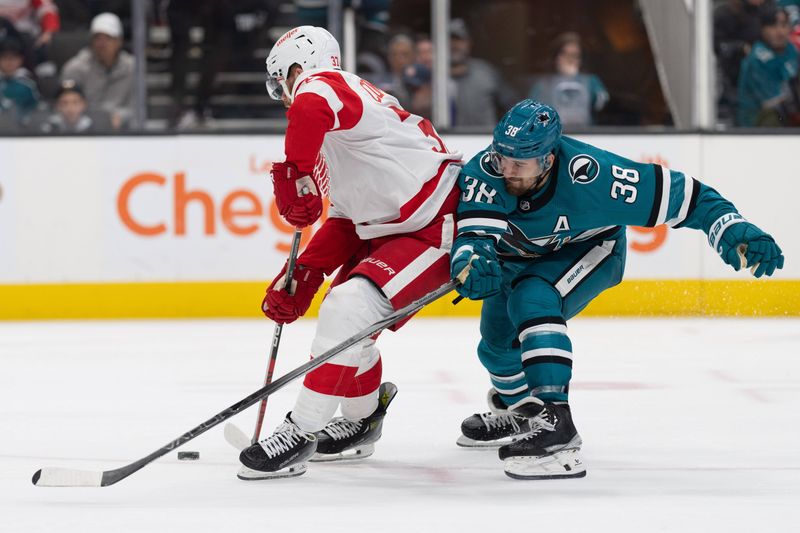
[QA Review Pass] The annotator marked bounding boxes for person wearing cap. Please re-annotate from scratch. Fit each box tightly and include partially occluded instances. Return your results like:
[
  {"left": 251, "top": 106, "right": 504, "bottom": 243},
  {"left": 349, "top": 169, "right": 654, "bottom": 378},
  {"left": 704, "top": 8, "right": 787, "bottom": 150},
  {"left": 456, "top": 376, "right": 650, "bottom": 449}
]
[
  {"left": 0, "top": 35, "right": 39, "bottom": 128},
  {"left": 38, "top": 79, "right": 108, "bottom": 133},
  {"left": 449, "top": 18, "right": 517, "bottom": 128},
  {"left": 60, "top": 12, "right": 133, "bottom": 130}
]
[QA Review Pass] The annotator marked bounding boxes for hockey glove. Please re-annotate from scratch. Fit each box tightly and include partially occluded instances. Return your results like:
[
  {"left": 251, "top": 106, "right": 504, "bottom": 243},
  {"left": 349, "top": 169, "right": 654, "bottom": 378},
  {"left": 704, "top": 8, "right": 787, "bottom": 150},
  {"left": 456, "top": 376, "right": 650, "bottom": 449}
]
[
  {"left": 262, "top": 262, "right": 325, "bottom": 324},
  {"left": 450, "top": 237, "right": 502, "bottom": 300},
  {"left": 714, "top": 217, "right": 784, "bottom": 278},
  {"left": 271, "top": 161, "right": 323, "bottom": 228}
]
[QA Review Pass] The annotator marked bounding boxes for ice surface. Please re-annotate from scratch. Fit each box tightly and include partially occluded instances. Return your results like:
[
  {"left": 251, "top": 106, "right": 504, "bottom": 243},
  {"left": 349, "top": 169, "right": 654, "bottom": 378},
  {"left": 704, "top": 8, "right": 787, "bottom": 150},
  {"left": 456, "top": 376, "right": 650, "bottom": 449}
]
[{"left": 1, "top": 318, "right": 799, "bottom": 532}]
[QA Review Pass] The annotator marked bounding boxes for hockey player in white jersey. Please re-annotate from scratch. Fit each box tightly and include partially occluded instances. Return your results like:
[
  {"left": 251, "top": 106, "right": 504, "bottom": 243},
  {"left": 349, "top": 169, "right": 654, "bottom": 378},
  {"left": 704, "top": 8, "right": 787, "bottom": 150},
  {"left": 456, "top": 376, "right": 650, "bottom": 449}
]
[{"left": 238, "top": 26, "right": 463, "bottom": 479}]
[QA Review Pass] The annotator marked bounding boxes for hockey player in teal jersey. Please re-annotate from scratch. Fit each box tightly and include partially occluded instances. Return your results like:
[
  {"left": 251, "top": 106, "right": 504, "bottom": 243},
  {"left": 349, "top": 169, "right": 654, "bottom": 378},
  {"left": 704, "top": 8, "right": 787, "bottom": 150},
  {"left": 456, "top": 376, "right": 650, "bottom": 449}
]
[{"left": 450, "top": 99, "right": 785, "bottom": 480}]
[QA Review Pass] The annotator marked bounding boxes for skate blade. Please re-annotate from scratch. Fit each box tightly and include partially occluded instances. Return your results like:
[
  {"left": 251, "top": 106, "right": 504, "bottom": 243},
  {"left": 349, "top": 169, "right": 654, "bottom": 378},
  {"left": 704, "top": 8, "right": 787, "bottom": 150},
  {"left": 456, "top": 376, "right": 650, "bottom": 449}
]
[
  {"left": 503, "top": 448, "right": 586, "bottom": 480},
  {"left": 309, "top": 443, "right": 375, "bottom": 462},
  {"left": 236, "top": 463, "right": 308, "bottom": 480},
  {"left": 456, "top": 433, "right": 531, "bottom": 449}
]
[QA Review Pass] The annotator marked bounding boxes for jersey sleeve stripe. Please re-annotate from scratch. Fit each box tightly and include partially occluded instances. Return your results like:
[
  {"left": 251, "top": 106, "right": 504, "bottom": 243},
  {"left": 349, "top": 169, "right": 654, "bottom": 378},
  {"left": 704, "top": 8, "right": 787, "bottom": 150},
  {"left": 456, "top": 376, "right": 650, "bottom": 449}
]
[
  {"left": 645, "top": 164, "right": 665, "bottom": 227},
  {"left": 458, "top": 230, "right": 502, "bottom": 242},
  {"left": 457, "top": 218, "right": 507, "bottom": 232},
  {"left": 665, "top": 173, "right": 696, "bottom": 227},
  {"left": 456, "top": 209, "right": 507, "bottom": 221},
  {"left": 295, "top": 72, "right": 364, "bottom": 132},
  {"left": 297, "top": 80, "right": 344, "bottom": 129},
  {"left": 655, "top": 167, "right": 672, "bottom": 225},
  {"left": 674, "top": 178, "right": 701, "bottom": 228}
]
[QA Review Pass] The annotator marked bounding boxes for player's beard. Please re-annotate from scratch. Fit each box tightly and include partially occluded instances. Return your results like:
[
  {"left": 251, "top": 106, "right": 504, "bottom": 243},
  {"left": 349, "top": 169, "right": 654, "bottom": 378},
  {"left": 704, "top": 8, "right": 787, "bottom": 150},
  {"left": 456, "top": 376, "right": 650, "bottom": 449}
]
[{"left": 504, "top": 173, "right": 549, "bottom": 196}]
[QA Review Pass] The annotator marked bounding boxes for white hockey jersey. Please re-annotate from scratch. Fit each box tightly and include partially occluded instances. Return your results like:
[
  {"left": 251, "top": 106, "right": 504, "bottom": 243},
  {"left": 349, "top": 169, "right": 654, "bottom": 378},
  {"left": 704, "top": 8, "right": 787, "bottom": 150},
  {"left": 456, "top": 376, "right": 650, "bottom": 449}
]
[{"left": 284, "top": 67, "right": 462, "bottom": 240}]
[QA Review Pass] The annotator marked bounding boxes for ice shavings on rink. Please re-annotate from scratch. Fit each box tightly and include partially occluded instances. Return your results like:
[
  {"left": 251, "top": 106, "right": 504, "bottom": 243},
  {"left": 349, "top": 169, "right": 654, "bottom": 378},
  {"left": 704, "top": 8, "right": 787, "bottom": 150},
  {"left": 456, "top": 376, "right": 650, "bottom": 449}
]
[{"left": 1, "top": 318, "right": 799, "bottom": 532}]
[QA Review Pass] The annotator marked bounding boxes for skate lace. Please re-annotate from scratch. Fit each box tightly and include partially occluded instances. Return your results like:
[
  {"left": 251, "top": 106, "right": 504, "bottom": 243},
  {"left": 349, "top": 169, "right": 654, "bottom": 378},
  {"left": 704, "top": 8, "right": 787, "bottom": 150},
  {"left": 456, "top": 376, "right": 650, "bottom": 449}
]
[
  {"left": 324, "top": 418, "right": 363, "bottom": 440},
  {"left": 259, "top": 420, "right": 307, "bottom": 458},
  {"left": 522, "top": 411, "right": 557, "bottom": 440},
  {"left": 480, "top": 412, "right": 521, "bottom": 432}
]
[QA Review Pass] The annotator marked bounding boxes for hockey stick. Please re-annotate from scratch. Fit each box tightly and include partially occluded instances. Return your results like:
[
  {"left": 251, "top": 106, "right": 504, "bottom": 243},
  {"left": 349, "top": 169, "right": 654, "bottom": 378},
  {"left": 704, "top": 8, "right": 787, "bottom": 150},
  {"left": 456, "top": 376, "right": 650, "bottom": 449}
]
[
  {"left": 31, "top": 276, "right": 461, "bottom": 487},
  {"left": 223, "top": 229, "right": 302, "bottom": 451},
  {"left": 223, "top": 256, "right": 477, "bottom": 451},
  {"left": 251, "top": 228, "right": 303, "bottom": 445}
]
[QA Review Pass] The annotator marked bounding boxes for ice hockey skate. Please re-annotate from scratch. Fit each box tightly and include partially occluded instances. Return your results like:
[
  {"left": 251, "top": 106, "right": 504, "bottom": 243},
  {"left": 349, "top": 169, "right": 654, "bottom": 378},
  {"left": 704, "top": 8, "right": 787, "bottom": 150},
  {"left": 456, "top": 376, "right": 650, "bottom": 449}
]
[
  {"left": 498, "top": 398, "right": 586, "bottom": 480},
  {"left": 457, "top": 389, "right": 535, "bottom": 448},
  {"left": 310, "top": 382, "right": 398, "bottom": 462},
  {"left": 237, "top": 413, "right": 317, "bottom": 480}
]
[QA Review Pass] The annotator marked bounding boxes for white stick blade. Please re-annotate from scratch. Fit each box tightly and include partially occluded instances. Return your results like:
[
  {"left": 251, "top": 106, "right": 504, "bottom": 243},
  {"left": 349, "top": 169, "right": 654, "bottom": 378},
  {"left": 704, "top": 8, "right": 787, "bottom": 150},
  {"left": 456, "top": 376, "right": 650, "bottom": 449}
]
[
  {"left": 223, "top": 422, "right": 251, "bottom": 451},
  {"left": 32, "top": 467, "right": 103, "bottom": 487}
]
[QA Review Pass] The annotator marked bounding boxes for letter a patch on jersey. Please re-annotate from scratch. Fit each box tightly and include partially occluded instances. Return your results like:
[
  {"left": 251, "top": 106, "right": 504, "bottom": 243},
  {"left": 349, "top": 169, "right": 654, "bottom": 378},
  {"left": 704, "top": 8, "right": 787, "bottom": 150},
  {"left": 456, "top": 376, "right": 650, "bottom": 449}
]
[{"left": 553, "top": 215, "right": 571, "bottom": 233}]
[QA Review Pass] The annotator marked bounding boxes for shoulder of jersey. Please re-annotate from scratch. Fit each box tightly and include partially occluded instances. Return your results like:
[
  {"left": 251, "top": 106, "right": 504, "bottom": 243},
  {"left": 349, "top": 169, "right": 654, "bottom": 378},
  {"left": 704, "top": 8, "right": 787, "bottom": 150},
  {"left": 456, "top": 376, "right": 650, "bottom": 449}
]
[
  {"left": 463, "top": 149, "right": 504, "bottom": 182},
  {"left": 294, "top": 69, "right": 350, "bottom": 94},
  {"left": 558, "top": 136, "right": 606, "bottom": 187},
  {"left": 461, "top": 149, "right": 516, "bottom": 208}
]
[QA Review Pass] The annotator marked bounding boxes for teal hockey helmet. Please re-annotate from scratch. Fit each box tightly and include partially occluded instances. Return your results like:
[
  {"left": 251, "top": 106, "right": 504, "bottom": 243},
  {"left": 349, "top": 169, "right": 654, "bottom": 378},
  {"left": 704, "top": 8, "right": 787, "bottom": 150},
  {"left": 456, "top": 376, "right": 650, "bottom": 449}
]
[{"left": 492, "top": 99, "right": 562, "bottom": 160}]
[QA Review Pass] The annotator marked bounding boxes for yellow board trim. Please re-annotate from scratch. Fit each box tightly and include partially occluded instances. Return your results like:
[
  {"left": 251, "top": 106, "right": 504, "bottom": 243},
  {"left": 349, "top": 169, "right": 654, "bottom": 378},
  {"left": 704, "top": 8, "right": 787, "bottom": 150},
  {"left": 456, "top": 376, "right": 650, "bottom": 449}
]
[{"left": 0, "top": 280, "right": 798, "bottom": 320}]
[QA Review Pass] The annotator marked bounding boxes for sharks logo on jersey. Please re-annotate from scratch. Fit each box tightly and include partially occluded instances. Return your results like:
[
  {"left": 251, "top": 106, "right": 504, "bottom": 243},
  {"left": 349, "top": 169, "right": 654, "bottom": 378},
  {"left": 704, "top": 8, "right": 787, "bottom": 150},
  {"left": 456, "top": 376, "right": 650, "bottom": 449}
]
[
  {"left": 568, "top": 154, "right": 600, "bottom": 185},
  {"left": 479, "top": 152, "right": 504, "bottom": 178},
  {"left": 502, "top": 221, "right": 572, "bottom": 256}
]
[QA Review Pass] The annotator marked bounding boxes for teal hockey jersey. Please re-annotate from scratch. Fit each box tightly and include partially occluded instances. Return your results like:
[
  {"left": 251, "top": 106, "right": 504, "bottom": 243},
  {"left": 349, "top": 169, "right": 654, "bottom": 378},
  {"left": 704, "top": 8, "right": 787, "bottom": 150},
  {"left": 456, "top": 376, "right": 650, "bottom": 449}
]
[{"left": 455, "top": 136, "right": 739, "bottom": 260}]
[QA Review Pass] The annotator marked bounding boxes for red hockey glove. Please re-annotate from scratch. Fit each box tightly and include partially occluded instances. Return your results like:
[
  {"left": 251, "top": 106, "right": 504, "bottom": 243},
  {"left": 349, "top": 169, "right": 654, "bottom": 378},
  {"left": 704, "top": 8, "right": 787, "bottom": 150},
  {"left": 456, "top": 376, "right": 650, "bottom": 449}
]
[
  {"left": 271, "top": 161, "right": 322, "bottom": 227},
  {"left": 261, "top": 262, "right": 325, "bottom": 324}
]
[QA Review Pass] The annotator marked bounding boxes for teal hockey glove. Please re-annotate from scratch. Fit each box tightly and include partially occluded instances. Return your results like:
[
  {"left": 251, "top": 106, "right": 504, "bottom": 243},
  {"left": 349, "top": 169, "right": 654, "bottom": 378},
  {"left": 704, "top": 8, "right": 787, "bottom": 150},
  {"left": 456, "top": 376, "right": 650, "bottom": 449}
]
[
  {"left": 451, "top": 237, "right": 501, "bottom": 300},
  {"left": 710, "top": 214, "right": 784, "bottom": 278}
]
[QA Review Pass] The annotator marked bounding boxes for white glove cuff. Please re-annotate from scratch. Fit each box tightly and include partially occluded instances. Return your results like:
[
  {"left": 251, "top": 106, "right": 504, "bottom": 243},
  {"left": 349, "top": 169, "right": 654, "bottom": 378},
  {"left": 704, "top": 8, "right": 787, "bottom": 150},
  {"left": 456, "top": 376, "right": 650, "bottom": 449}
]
[
  {"left": 454, "top": 243, "right": 474, "bottom": 258},
  {"left": 708, "top": 213, "right": 745, "bottom": 253}
]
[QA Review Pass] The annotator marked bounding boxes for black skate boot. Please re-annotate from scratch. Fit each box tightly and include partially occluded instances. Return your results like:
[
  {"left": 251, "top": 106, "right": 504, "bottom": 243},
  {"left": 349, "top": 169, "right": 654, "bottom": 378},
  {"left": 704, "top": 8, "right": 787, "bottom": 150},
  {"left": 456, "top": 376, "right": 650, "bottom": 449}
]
[
  {"left": 237, "top": 413, "right": 317, "bottom": 480},
  {"left": 310, "top": 382, "right": 397, "bottom": 462},
  {"left": 457, "top": 389, "right": 535, "bottom": 448},
  {"left": 498, "top": 397, "right": 585, "bottom": 480}
]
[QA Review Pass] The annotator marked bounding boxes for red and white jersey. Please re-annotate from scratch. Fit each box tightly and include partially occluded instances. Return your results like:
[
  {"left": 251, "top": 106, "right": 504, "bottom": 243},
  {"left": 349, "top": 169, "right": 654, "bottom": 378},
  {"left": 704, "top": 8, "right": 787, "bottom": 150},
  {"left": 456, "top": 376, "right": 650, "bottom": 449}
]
[{"left": 284, "top": 67, "right": 462, "bottom": 240}]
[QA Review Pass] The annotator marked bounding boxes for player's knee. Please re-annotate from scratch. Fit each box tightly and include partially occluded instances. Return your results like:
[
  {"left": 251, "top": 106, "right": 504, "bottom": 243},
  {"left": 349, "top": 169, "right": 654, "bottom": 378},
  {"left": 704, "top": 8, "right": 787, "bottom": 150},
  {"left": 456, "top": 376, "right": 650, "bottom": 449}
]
[
  {"left": 477, "top": 338, "right": 517, "bottom": 372},
  {"left": 509, "top": 276, "right": 563, "bottom": 319},
  {"left": 312, "top": 277, "right": 391, "bottom": 357}
]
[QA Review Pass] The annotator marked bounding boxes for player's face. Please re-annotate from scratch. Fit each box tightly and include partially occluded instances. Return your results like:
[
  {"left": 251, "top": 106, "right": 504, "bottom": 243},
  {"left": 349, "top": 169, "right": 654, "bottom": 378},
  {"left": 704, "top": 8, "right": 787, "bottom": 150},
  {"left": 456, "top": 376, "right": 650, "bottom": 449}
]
[
  {"left": 494, "top": 154, "right": 552, "bottom": 196},
  {"left": 281, "top": 66, "right": 303, "bottom": 108}
]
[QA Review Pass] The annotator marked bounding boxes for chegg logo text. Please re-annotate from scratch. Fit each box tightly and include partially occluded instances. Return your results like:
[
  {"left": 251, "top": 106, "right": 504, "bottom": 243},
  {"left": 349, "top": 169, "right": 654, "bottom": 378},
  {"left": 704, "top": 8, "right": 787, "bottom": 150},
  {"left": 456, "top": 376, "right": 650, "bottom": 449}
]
[{"left": 117, "top": 171, "right": 326, "bottom": 250}]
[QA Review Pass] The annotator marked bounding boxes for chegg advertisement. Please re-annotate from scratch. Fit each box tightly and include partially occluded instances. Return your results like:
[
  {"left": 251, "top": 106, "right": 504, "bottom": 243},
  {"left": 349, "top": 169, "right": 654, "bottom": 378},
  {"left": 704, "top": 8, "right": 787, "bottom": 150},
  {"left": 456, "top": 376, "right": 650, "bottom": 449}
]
[
  {"left": 1, "top": 134, "right": 797, "bottom": 318},
  {"left": 104, "top": 142, "right": 329, "bottom": 282}
]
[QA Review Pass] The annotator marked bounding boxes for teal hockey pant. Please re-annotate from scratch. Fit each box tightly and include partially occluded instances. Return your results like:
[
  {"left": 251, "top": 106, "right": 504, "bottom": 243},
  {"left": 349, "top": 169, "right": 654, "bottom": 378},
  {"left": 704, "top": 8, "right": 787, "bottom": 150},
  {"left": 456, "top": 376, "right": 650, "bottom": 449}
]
[{"left": 478, "top": 238, "right": 626, "bottom": 405}]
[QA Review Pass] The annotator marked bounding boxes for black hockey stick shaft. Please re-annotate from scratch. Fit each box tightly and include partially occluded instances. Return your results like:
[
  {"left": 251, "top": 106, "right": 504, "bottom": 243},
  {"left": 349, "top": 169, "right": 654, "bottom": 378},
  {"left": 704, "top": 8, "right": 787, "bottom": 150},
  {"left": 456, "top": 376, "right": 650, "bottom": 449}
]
[
  {"left": 252, "top": 228, "right": 303, "bottom": 444},
  {"left": 32, "top": 278, "right": 458, "bottom": 487}
]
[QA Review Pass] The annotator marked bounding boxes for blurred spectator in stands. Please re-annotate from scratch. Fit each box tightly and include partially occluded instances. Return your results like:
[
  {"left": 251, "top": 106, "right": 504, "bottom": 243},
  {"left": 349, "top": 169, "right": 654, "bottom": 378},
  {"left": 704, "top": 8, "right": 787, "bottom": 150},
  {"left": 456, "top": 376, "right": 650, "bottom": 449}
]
[
  {"left": 372, "top": 32, "right": 414, "bottom": 107},
  {"left": 529, "top": 32, "right": 609, "bottom": 128},
  {"left": 415, "top": 33, "right": 432, "bottom": 70},
  {"left": 0, "top": 0, "right": 59, "bottom": 74},
  {"left": 778, "top": 0, "right": 800, "bottom": 48},
  {"left": 714, "top": 0, "right": 776, "bottom": 124},
  {"left": 1, "top": 14, "right": 27, "bottom": 54},
  {"left": 61, "top": 12, "right": 132, "bottom": 130},
  {"left": 737, "top": 6, "right": 800, "bottom": 126},
  {"left": 449, "top": 18, "right": 516, "bottom": 128},
  {"left": 398, "top": 33, "right": 432, "bottom": 118},
  {"left": 38, "top": 78, "right": 111, "bottom": 132},
  {"left": 0, "top": 35, "right": 38, "bottom": 129}
]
